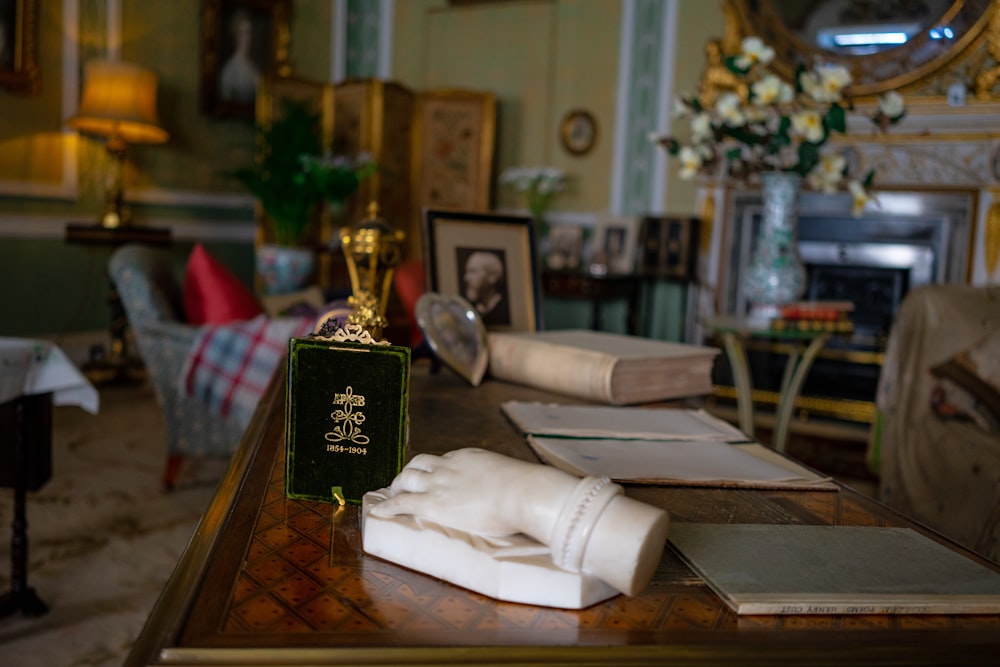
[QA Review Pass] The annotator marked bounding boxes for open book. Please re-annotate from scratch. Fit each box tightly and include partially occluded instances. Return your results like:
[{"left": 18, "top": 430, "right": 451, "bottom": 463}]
[{"left": 502, "top": 401, "right": 835, "bottom": 490}]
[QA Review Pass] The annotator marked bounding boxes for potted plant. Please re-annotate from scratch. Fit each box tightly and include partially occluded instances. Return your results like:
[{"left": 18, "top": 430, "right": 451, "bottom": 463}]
[{"left": 233, "top": 100, "right": 375, "bottom": 294}]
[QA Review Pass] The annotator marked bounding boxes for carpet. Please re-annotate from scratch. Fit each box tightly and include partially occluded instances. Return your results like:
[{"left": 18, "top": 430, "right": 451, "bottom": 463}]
[{"left": 0, "top": 382, "right": 228, "bottom": 667}]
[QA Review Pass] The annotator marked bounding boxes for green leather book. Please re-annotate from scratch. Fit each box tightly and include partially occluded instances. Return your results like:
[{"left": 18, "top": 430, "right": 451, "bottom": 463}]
[{"left": 285, "top": 336, "right": 410, "bottom": 504}]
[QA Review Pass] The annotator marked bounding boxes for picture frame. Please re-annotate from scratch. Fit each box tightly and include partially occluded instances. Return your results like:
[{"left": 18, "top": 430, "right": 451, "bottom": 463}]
[
  {"left": 544, "top": 223, "right": 585, "bottom": 271},
  {"left": 0, "top": 0, "right": 39, "bottom": 95},
  {"left": 637, "top": 215, "right": 700, "bottom": 281},
  {"left": 560, "top": 109, "right": 597, "bottom": 156},
  {"left": 592, "top": 215, "right": 640, "bottom": 274},
  {"left": 200, "top": 0, "right": 291, "bottom": 118},
  {"left": 423, "top": 208, "right": 542, "bottom": 332},
  {"left": 412, "top": 89, "right": 497, "bottom": 212}
]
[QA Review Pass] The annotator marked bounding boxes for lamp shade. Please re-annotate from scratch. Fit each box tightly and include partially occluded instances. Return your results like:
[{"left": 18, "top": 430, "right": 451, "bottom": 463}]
[{"left": 68, "top": 59, "right": 168, "bottom": 145}]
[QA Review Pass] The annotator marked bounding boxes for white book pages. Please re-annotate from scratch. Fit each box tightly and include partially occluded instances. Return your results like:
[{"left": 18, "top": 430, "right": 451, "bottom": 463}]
[
  {"left": 526, "top": 436, "right": 835, "bottom": 489},
  {"left": 502, "top": 401, "right": 749, "bottom": 442}
]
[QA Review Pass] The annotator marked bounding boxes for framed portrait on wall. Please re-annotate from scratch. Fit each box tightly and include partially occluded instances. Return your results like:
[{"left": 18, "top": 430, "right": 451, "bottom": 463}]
[
  {"left": 0, "top": 0, "right": 39, "bottom": 94},
  {"left": 423, "top": 209, "right": 541, "bottom": 332},
  {"left": 200, "top": 0, "right": 291, "bottom": 118}
]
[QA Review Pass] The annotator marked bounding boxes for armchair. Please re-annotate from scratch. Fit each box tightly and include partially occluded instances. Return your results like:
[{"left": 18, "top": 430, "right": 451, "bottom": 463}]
[
  {"left": 108, "top": 244, "right": 248, "bottom": 489},
  {"left": 872, "top": 284, "right": 1000, "bottom": 562}
]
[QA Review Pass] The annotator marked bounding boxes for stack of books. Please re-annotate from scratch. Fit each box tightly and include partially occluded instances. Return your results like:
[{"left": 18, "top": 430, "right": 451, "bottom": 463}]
[{"left": 769, "top": 300, "right": 854, "bottom": 334}]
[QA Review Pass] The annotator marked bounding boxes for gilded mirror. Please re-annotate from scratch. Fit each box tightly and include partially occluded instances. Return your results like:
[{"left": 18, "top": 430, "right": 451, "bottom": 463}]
[{"left": 725, "top": 0, "right": 997, "bottom": 97}]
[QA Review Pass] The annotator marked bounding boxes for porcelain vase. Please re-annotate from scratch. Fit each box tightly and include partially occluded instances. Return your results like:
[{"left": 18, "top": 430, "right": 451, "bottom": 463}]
[
  {"left": 743, "top": 171, "right": 807, "bottom": 318},
  {"left": 256, "top": 244, "right": 314, "bottom": 295}
]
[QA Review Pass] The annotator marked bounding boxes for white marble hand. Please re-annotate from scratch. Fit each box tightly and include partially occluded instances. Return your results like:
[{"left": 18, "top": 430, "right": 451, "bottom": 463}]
[
  {"left": 368, "top": 447, "right": 670, "bottom": 595},
  {"left": 369, "top": 448, "right": 576, "bottom": 541}
]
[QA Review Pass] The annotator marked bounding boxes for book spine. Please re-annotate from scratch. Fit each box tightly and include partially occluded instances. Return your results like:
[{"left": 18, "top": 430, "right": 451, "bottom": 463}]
[
  {"left": 487, "top": 335, "right": 617, "bottom": 402},
  {"left": 736, "top": 597, "right": 1000, "bottom": 615}
]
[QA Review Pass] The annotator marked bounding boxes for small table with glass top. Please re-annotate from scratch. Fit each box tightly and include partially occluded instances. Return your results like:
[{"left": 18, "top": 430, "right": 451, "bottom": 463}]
[{"left": 702, "top": 314, "right": 846, "bottom": 453}]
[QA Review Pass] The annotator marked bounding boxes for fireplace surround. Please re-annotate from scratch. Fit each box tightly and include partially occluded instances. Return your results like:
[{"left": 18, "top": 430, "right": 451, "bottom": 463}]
[{"left": 707, "top": 187, "right": 977, "bottom": 424}]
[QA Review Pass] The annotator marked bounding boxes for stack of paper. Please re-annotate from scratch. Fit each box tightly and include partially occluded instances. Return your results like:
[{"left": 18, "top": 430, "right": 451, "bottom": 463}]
[{"left": 501, "top": 401, "right": 835, "bottom": 490}]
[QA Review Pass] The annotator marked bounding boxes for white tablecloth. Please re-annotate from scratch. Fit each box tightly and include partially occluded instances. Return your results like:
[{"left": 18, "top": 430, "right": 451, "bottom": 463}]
[{"left": 0, "top": 337, "right": 99, "bottom": 414}]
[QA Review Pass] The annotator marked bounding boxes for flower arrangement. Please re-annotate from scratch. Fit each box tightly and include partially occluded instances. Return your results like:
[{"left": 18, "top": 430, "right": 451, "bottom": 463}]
[
  {"left": 499, "top": 166, "right": 568, "bottom": 237},
  {"left": 233, "top": 101, "right": 375, "bottom": 247},
  {"left": 650, "top": 36, "right": 906, "bottom": 216}
]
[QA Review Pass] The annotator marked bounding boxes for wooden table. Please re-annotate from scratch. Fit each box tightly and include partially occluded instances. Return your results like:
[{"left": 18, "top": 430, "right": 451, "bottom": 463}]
[{"left": 127, "top": 360, "right": 1000, "bottom": 666}]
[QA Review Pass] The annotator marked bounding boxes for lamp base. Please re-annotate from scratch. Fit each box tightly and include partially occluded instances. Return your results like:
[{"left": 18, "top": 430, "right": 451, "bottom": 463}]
[{"left": 101, "top": 138, "right": 130, "bottom": 229}]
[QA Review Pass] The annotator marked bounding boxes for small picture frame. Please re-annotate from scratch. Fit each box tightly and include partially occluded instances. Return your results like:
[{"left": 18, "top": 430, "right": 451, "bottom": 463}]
[
  {"left": 423, "top": 209, "right": 542, "bottom": 332},
  {"left": 637, "top": 216, "right": 700, "bottom": 281},
  {"left": 200, "top": 0, "right": 291, "bottom": 118},
  {"left": 0, "top": 0, "right": 39, "bottom": 94},
  {"left": 560, "top": 109, "right": 597, "bottom": 156},
  {"left": 544, "top": 223, "right": 585, "bottom": 271},
  {"left": 592, "top": 215, "right": 639, "bottom": 274}
]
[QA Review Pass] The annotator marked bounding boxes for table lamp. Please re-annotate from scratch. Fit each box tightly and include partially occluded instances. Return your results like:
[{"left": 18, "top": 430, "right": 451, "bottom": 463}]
[{"left": 67, "top": 59, "right": 168, "bottom": 228}]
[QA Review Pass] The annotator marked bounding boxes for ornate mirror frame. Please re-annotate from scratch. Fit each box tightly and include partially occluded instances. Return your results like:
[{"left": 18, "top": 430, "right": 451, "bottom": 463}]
[{"left": 723, "top": 0, "right": 999, "bottom": 100}]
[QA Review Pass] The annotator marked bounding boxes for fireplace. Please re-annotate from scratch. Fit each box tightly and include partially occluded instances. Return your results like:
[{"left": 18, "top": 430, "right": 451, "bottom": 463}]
[{"left": 710, "top": 188, "right": 976, "bottom": 423}]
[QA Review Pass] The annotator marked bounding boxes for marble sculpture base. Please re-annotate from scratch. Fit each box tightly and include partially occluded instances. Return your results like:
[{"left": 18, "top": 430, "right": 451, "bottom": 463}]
[{"left": 361, "top": 489, "right": 619, "bottom": 609}]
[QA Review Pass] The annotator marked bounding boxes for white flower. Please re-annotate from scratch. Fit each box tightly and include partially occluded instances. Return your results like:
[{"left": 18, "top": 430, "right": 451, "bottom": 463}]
[
  {"left": 791, "top": 110, "right": 824, "bottom": 143},
  {"left": 848, "top": 180, "right": 874, "bottom": 217},
  {"left": 715, "top": 92, "right": 745, "bottom": 127},
  {"left": 690, "top": 113, "right": 713, "bottom": 142},
  {"left": 751, "top": 74, "right": 793, "bottom": 106},
  {"left": 878, "top": 90, "right": 905, "bottom": 119},
  {"left": 735, "top": 36, "right": 774, "bottom": 70},
  {"left": 678, "top": 146, "right": 704, "bottom": 180},
  {"left": 800, "top": 64, "right": 852, "bottom": 104},
  {"left": 806, "top": 153, "right": 846, "bottom": 193}
]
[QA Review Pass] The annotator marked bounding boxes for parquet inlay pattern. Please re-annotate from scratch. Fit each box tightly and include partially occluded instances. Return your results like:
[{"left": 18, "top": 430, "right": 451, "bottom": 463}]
[{"left": 213, "top": 445, "right": 1000, "bottom": 643}]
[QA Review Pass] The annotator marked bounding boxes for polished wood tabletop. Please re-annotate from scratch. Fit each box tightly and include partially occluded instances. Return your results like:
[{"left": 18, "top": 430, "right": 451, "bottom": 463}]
[{"left": 127, "top": 359, "right": 1000, "bottom": 666}]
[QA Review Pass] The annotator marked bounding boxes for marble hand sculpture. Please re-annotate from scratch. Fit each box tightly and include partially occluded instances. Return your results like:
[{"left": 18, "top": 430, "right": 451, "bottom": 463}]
[{"left": 366, "top": 448, "right": 670, "bottom": 597}]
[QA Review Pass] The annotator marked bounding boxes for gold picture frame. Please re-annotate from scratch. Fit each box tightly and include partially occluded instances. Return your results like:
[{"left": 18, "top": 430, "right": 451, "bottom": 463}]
[
  {"left": 560, "top": 109, "right": 597, "bottom": 156},
  {"left": 0, "top": 0, "right": 39, "bottom": 95},
  {"left": 200, "top": 0, "right": 291, "bottom": 118},
  {"left": 412, "top": 89, "right": 497, "bottom": 215},
  {"left": 423, "top": 208, "right": 541, "bottom": 332}
]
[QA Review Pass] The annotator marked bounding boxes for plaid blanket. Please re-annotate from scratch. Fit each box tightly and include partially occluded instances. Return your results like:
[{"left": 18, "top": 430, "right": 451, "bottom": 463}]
[{"left": 181, "top": 315, "right": 316, "bottom": 428}]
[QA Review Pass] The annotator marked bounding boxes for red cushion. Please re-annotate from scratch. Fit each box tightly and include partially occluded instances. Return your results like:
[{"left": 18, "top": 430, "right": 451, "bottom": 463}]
[{"left": 183, "top": 243, "right": 263, "bottom": 324}]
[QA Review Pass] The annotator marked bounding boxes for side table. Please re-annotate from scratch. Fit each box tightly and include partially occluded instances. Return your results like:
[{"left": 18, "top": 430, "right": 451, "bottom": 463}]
[
  {"left": 542, "top": 270, "right": 641, "bottom": 334},
  {"left": 703, "top": 315, "right": 835, "bottom": 453},
  {"left": 64, "top": 223, "right": 171, "bottom": 384},
  {"left": 0, "top": 338, "right": 98, "bottom": 618}
]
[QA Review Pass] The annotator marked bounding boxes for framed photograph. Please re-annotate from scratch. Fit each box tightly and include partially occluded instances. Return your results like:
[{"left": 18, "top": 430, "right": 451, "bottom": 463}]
[
  {"left": 0, "top": 0, "right": 39, "bottom": 94},
  {"left": 544, "top": 223, "right": 584, "bottom": 271},
  {"left": 592, "top": 215, "right": 639, "bottom": 274},
  {"left": 560, "top": 109, "right": 597, "bottom": 156},
  {"left": 200, "top": 0, "right": 291, "bottom": 118},
  {"left": 423, "top": 209, "right": 541, "bottom": 332},
  {"left": 638, "top": 215, "right": 700, "bottom": 281}
]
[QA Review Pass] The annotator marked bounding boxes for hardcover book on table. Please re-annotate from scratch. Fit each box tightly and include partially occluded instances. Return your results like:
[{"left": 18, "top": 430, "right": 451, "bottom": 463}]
[
  {"left": 284, "top": 336, "right": 410, "bottom": 504},
  {"left": 487, "top": 329, "right": 719, "bottom": 404},
  {"left": 670, "top": 524, "right": 1000, "bottom": 615}
]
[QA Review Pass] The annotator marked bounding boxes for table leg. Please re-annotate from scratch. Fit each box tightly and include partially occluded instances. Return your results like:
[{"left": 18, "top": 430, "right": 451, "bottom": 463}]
[
  {"left": 721, "top": 331, "right": 754, "bottom": 438},
  {"left": 0, "top": 397, "right": 49, "bottom": 618},
  {"left": 772, "top": 333, "right": 830, "bottom": 453}
]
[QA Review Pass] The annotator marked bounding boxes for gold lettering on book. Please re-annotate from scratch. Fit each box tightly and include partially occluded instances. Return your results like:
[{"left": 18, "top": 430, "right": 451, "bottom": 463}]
[{"left": 325, "top": 386, "right": 370, "bottom": 447}]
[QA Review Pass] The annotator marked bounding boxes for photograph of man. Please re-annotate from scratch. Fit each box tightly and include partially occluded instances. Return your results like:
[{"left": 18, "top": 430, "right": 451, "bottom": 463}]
[
  {"left": 218, "top": 7, "right": 263, "bottom": 104},
  {"left": 457, "top": 248, "right": 511, "bottom": 326}
]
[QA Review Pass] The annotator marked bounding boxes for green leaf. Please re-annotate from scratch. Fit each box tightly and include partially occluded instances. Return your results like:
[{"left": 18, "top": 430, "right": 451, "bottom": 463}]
[
  {"left": 797, "top": 142, "right": 820, "bottom": 175},
  {"left": 724, "top": 54, "right": 746, "bottom": 75},
  {"left": 863, "top": 169, "right": 875, "bottom": 188},
  {"left": 826, "top": 103, "right": 847, "bottom": 134}
]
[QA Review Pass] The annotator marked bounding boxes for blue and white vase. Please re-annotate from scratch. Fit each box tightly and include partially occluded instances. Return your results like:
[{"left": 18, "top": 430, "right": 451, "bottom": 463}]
[
  {"left": 744, "top": 171, "right": 807, "bottom": 319},
  {"left": 256, "top": 244, "right": 315, "bottom": 295}
]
